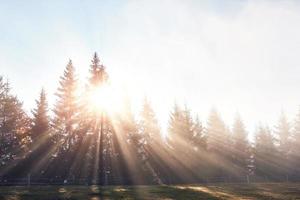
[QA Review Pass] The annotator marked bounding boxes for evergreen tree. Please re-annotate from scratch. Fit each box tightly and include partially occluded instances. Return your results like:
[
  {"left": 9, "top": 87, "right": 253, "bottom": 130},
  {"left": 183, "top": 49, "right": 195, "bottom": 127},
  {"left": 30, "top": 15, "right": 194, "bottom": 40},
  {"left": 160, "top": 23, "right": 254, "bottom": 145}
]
[
  {"left": 192, "top": 116, "right": 206, "bottom": 151},
  {"left": 84, "top": 52, "right": 123, "bottom": 185},
  {"left": 31, "top": 89, "right": 50, "bottom": 141},
  {"left": 291, "top": 106, "right": 300, "bottom": 177},
  {"left": 0, "top": 77, "right": 30, "bottom": 168},
  {"left": 138, "top": 98, "right": 165, "bottom": 183},
  {"left": 275, "top": 112, "right": 291, "bottom": 156},
  {"left": 167, "top": 103, "right": 183, "bottom": 148},
  {"left": 294, "top": 107, "right": 300, "bottom": 147},
  {"left": 167, "top": 103, "right": 199, "bottom": 183},
  {"left": 206, "top": 108, "right": 232, "bottom": 177},
  {"left": 50, "top": 60, "right": 79, "bottom": 179},
  {"left": 139, "top": 98, "right": 162, "bottom": 145},
  {"left": 89, "top": 52, "right": 108, "bottom": 87},
  {"left": 232, "top": 114, "right": 250, "bottom": 177},
  {"left": 52, "top": 60, "right": 79, "bottom": 150},
  {"left": 87, "top": 53, "right": 108, "bottom": 184},
  {"left": 118, "top": 98, "right": 146, "bottom": 184},
  {"left": 122, "top": 97, "right": 139, "bottom": 142},
  {"left": 274, "top": 112, "right": 291, "bottom": 177},
  {"left": 168, "top": 104, "right": 195, "bottom": 152},
  {"left": 254, "top": 125, "right": 279, "bottom": 179},
  {"left": 14, "top": 89, "right": 51, "bottom": 178},
  {"left": 206, "top": 108, "right": 228, "bottom": 153},
  {"left": 181, "top": 105, "right": 195, "bottom": 145}
]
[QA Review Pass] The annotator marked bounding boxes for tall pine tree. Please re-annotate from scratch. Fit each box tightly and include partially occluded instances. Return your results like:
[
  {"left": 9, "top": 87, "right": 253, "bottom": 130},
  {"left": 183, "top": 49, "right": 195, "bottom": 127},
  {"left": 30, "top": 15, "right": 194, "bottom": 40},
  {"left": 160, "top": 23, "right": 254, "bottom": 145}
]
[
  {"left": 52, "top": 60, "right": 79, "bottom": 150},
  {"left": 274, "top": 112, "right": 291, "bottom": 178},
  {"left": 167, "top": 103, "right": 199, "bottom": 183},
  {"left": 192, "top": 116, "right": 206, "bottom": 151},
  {"left": 232, "top": 114, "right": 250, "bottom": 177},
  {"left": 206, "top": 108, "right": 232, "bottom": 177},
  {"left": 291, "top": 107, "right": 300, "bottom": 177},
  {"left": 50, "top": 60, "right": 79, "bottom": 179},
  {"left": 14, "top": 89, "right": 51, "bottom": 178},
  {"left": 254, "top": 125, "right": 279, "bottom": 180},
  {"left": 206, "top": 108, "right": 228, "bottom": 152},
  {"left": 0, "top": 77, "right": 30, "bottom": 170},
  {"left": 139, "top": 98, "right": 165, "bottom": 184},
  {"left": 31, "top": 89, "right": 50, "bottom": 141}
]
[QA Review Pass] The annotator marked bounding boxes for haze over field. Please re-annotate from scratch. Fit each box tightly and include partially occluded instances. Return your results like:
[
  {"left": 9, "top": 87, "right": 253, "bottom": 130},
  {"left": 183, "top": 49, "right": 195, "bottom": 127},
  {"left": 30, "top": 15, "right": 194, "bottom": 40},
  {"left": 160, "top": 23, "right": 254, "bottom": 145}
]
[{"left": 1, "top": 0, "right": 300, "bottom": 135}]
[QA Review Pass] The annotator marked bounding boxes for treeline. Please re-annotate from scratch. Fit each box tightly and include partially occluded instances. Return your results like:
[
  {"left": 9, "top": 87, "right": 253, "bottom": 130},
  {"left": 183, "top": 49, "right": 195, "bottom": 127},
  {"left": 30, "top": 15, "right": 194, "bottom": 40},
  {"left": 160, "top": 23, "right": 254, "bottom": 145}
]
[{"left": 0, "top": 53, "right": 300, "bottom": 185}]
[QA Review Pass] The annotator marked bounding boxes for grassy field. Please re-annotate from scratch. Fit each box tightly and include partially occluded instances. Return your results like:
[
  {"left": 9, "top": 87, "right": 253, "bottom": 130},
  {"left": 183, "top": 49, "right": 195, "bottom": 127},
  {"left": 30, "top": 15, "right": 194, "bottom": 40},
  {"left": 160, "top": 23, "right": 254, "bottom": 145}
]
[{"left": 0, "top": 183, "right": 300, "bottom": 200}]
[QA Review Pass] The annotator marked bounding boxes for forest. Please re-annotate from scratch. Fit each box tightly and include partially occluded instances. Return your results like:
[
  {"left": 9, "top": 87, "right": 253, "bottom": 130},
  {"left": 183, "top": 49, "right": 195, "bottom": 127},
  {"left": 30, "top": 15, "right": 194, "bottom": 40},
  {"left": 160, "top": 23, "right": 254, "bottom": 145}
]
[{"left": 0, "top": 52, "right": 299, "bottom": 185}]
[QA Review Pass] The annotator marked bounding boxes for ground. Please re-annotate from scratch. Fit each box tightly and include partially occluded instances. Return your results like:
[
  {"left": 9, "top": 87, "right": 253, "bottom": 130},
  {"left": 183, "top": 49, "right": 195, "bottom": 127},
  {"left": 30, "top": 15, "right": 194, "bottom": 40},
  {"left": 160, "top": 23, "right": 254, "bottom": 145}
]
[{"left": 0, "top": 183, "right": 300, "bottom": 200}]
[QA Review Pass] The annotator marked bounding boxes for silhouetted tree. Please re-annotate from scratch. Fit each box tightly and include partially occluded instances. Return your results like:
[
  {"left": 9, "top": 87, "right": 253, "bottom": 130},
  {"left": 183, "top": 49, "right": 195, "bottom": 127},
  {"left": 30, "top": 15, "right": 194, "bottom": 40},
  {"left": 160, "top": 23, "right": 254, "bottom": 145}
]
[
  {"left": 138, "top": 98, "right": 166, "bottom": 183},
  {"left": 290, "top": 107, "right": 300, "bottom": 177},
  {"left": 118, "top": 98, "right": 145, "bottom": 184},
  {"left": 207, "top": 108, "right": 228, "bottom": 152},
  {"left": 15, "top": 89, "right": 51, "bottom": 178},
  {"left": 206, "top": 108, "right": 232, "bottom": 178},
  {"left": 167, "top": 103, "right": 183, "bottom": 149},
  {"left": 231, "top": 114, "right": 251, "bottom": 178},
  {"left": 274, "top": 112, "right": 291, "bottom": 178},
  {"left": 51, "top": 60, "right": 79, "bottom": 179},
  {"left": 31, "top": 89, "right": 50, "bottom": 141},
  {"left": 0, "top": 77, "right": 30, "bottom": 171},
  {"left": 253, "top": 125, "right": 279, "bottom": 180},
  {"left": 168, "top": 104, "right": 195, "bottom": 150},
  {"left": 139, "top": 98, "right": 162, "bottom": 145},
  {"left": 167, "top": 104, "right": 201, "bottom": 183},
  {"left": 192, "top": 116, "right": 206, "bottom": 151},
  {"left": 53, "top": 60, "right": 79, "bottom": 149}
]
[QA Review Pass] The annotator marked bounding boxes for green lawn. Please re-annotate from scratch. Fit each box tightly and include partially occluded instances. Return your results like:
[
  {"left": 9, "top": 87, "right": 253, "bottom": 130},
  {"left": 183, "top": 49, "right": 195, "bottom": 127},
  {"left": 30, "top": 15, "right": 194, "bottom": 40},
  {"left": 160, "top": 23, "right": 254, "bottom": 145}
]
[{"left": 0, "top": 183, "right": 300, "bottom": 200}]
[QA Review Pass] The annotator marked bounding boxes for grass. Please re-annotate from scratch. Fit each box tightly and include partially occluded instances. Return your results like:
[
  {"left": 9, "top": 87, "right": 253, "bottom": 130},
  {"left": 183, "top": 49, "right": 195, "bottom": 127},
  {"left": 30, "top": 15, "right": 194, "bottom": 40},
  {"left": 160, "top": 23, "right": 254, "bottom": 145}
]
[{"left": 0, "top": 183, "right": 300, "bottom": 199}]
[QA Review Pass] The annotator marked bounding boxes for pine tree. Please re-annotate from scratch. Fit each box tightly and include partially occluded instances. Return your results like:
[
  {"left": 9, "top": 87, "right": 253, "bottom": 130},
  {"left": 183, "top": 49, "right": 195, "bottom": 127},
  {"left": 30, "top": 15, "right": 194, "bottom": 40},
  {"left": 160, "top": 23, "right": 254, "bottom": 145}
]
[
  {"left": 52, "top": 60, "right": 79, "bottom": 150},
  {"left": 274, "top": 112, "right": 291, "bottom": 177},
  {"left": 50, "top": 60, "right": 79, "bottom": 179},
  {"left": 167, "top": 103, "right": 199, "bottom": 183},
  {"left": 84, "top": 52, "right": 121, "bottom": 185},
  {"left": 291, "top": 107, "right": 300, "bottom": 177},
  {"left": 192, "top": 116, "right": 207, "bottom": 151},
  {"left": 119, "top": 97, "right": 145, "bottom": 184},
  {"left": 206, "top": 108, "right": 232, "bottom": 177},
  {"left": 181, "top": 105, "right": 195, "bottom": 145},
  {"left": 254, "top": 125, "right": 278, "bottom": 179},
  {"left": 168, "top": 104, "right": 195, "bottom": 151},
  {"left": 31, "top": 89, "right": 49, "bottom": 141},
  {"left": 167, "top": 103, "right": 183, "bottom": 148},
  {"left": 87, "top": 53, "right": 108, "bottom": 184},
  {"left": 139, "top": 98, "right": 162, "bottom": 145},
  {"left": 89, "top": 52, "right": 108, "bottom": 87},
  {"left": 232, "top": 114, "right": 250, "bottom": 177},
  {"left": 275, "top": 112, "right": 291, "bottom": 156},
  {"left": 14, "top": 89, "right": 51, "bottom": 178},
  {"left": 0, "top": 77, "right": 30, "bottom": 168},
  {"left": 294, "top": 107, "right": 300, "bottom": 147},
  {"left": 122, "top": 97, "right": 139, "bottom": 141},
  {"left": 138, "top": 98, "right": 165, "bottom": 184},
  {"left": 206, "top": 108, "right": 228, "bottom": 152}
]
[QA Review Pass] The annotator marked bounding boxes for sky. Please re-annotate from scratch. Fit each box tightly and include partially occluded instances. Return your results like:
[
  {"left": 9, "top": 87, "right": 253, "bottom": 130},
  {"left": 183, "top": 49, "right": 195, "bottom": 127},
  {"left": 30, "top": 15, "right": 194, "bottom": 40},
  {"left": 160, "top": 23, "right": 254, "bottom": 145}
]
[{"left": 1, "top": 0, "right": 300, "bottom": 136}]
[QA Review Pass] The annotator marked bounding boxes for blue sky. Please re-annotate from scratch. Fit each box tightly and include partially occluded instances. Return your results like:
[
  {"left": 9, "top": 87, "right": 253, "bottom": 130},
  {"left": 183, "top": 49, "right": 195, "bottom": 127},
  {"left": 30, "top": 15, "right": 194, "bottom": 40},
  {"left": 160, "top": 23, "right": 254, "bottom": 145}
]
[{"left": 1, "top": 0, "right": 300, "bottom": 135}]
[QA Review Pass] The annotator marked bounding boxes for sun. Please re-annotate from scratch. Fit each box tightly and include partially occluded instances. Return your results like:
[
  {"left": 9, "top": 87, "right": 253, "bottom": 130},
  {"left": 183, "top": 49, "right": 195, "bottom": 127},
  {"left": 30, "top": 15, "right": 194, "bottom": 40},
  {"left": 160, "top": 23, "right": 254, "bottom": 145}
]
[
  {"left": 90, "top": 85, "right": 110, "bottom": 111},
  {"left": 88, "top": 84, "right": 123, "bottom": 115}
]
